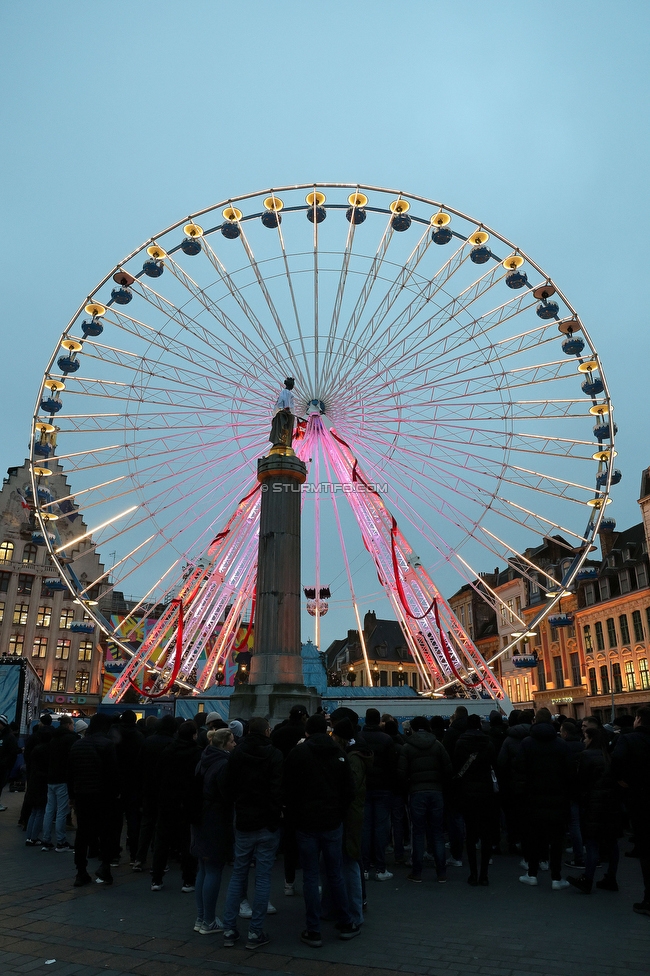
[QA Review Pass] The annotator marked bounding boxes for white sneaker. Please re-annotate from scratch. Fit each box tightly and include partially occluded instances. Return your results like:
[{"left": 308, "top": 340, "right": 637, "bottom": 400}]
[
  {"left": 239, "top": 899, "right": 276, "bottom": 917},
  {"left": 199, "top": 918, "right": 224, "bottom": 934},
  {"left": 552, "top": 879, "right": 570, "bottom": 890},
  {"left": 376, "top": 870, "right": 393, "bottom": 882},
  {"left": 193, "top": 917, "right": 203, "bottom": 932},
  {"left": 446, "top": 857, "right": 463, "bottom": 867},
  {"left": 363, "top": 870, "right": 369, "bottom": 880},
  {"left": 519, "top": 874, "right": 538, "bottom": 886},
  {"left": 284, "top": 882, "right": 295, "bottom": 896},
  {"left": 539, "top": 861, "right": 549, "bottom": 871},
  {"left": 519, "top": 859, "right": 529, "bottom": 870}
]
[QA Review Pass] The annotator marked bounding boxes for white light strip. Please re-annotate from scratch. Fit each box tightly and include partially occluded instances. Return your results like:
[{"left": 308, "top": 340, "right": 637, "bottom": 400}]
[{"left": 55, "top": 505, "right": 138, "bottom": 553}]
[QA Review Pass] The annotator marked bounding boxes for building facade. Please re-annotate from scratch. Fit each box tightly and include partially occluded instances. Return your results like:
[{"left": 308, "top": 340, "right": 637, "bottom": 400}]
[{"left": 0, "top": 461, "right": 106, "bottom": 714}]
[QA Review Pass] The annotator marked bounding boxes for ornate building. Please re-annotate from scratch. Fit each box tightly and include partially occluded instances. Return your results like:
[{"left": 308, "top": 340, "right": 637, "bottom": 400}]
[{"left": 0, "top": 461, "right": 106, "bottom": 713}]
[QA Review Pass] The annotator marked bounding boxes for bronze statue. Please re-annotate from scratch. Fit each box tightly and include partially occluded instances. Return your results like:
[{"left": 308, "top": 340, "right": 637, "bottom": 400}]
[{"left": 269, "top": 377, "right": 295, "bottom": 449}]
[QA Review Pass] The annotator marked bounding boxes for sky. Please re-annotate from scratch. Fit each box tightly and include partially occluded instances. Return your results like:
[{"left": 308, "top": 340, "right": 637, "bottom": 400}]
[{"left": 1, "top": 0, "right": 649, "bottom": 651}]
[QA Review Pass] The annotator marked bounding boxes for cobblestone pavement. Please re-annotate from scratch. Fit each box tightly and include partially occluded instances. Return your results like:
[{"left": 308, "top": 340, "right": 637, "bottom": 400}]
[{"left": 1, "top": 790, "right": 648, "bottom": 976}]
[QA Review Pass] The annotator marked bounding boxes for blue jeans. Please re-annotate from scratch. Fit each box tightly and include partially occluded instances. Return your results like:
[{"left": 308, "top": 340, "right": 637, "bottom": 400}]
[
  {"left": 195, "top": 857, "right": 224, "bottom": 924},
  {"left": 410, "top": 790, "right": 445, "bottom": 876},
  {"left": 222, "top": 827, "right": 280, "bottom": 935},
  {"left": 297, "top": 825, "right": 352, "bottom": 933},
  {"left": 42, "top": 783, "right": 70, "bottom": 845},
  {"left": 569, "top": 801, "right": 584, "bottom": 862},
  {"left": 342, "top": 852, "right": 363, "bottom": 926},
  {"left": 27, "top": 806, "right": 45, "bottom": 842},
  {"left": 362, "top": 790, "right": 392, "bottom": 873}
]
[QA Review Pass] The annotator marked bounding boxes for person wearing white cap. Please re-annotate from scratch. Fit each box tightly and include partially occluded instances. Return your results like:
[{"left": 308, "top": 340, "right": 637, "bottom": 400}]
[
  {"left": 0, "top": 715, "right": 19, "bottom": 812},
  {"left": 75, "top": 720, "right": 88, "bottom": 736}
]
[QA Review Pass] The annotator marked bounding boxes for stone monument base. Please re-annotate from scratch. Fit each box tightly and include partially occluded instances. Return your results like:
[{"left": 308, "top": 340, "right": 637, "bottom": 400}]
[{"left": 229, "top": 683, "right": 321, "bottom": 724}]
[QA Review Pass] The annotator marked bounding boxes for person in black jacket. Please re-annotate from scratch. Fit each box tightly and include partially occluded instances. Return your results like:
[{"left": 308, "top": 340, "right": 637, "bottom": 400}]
[
  {"left": 560, "top": 719, "right": 585, "bottom": 868},
  {"left": 112, "top": 709, "right": 145, "bottom": 865},
  {"left": 611, "top": 705, "right": 650, "bottom": 915},
  {"left": 132, "top": 714, "right": 176, "bottom": 871},
  {"left": 568, "top": 726, "right": 621, "bottom": 894},
  {"left": 454, "top": 714, "right": 497, "bottom": 885},
  {"left": 67, "top": 712, "right": 120, "bottom": 886},
  {"left": 220, "top": 717, "right": 283, "bottom": 950},
  {"left": 191, "top": 726, "right": 235, "bottom": 934},
  {"left": 399, "top": 716, "right": 452, "bottom": 883},
  {"left": 285, "top": 713, "right": 359, "bottom": 946},
  {"left": 150, "top": 720, "right": 201, "bottom": 892},
  {"left": 442, "top": 705, "right": 468, "bottom": 865},
  {"left": 41, "top": 715, "right": 77, "bottom": 851},
  {"left": 517, "top": 707, "right": 571, "bottom": 889},
  {"left": 271, "top": 704, "right": 308, "bottom": 895},
  {"left": 24, "top": 720, "right": 54, "bottom": 845},
  {"left": 360, "top": 708, "right": 396, "bottom": 881},
  {"left": 496, "top": 709, "right": 529, "bottom": 854}
]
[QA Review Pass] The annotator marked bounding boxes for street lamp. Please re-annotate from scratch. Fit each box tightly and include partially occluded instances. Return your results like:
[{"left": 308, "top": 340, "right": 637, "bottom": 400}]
[
  {"left": 398, "top": 663, "right": 406, "bottom": 686},
  {"left": 347, "top": 665, "right": 356, "bottom": 685},
  {"left": 372, "top": 661, "right": 380, "bottom": 686},
  {"left": 215, "top": 668, "right": 225, "bottom": 685}
]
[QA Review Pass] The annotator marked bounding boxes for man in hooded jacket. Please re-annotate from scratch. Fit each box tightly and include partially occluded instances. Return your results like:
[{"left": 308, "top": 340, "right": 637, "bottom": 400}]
[{"left": 220, "top": 717, "right": 283, "bottom": 950}]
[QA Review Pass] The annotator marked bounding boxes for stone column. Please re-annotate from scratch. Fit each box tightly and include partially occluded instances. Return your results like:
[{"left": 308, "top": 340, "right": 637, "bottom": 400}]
[{"left": 229, "top": 450, "right": 321, "bottom": 721}]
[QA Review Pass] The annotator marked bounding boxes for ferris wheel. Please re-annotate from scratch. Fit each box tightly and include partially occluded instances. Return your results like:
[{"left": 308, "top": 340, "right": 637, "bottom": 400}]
[{"left": 30, "top": 183, "right": 617, "bottom": 702}]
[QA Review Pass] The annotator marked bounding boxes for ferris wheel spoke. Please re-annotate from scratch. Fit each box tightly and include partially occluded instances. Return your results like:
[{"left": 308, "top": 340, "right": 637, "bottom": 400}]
[
  {"left": 273, "top": 217, "right": 311, "bottom": 385},
  {"left": 319, "top": 216, "right": 359, "bottom": 394},
  {"left": 236, "top": 225, "right": 307, "bottom": 383},
  {"left": 199, "top": 237, "right": 306, "bottom": 385}
]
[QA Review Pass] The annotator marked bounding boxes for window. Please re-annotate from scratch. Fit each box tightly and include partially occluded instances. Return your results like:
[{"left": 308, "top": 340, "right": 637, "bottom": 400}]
[
  {"left": 0, "top": 571, "right": 10, "bottom": 593},
  {"left": 570, "top": 652, "right": 581, "bottom": 686},
  {"left": 51, "top": 669, "right": 67, "bottom": 692},
  {"left": 59, "top": 608, "right": 75, "bottom": 629},
  {"left": 612, "top": 662, "right": 623, "bottom": 693},
  {"left": 553, "top": 655, "right": 564, "bottom": 689},
  {"left": 459, "top": 605, "right": 465, "bottom": 627},
  {"left": 530, "top": 574, "right": 540, "bottom": 600},
  {"left": 606, "top": 618, "right": 617, "bottom": 648},
  {"left": 500, "top": 604, "right": 508, "bottom": 626},
  {"left": 600, "top": 577, "right": 611, "bottom": 600},
  {"left": 550, "top": 625, "right": 559, "bottom": 643},
  {"left": 8, "top": 634, "right": 24, "bottom": 655},
  {"left": 537, "top": 661, "right": 547, "bottom": 691},
  {"left": 523, "top": 674, "right": 530, "bottom": 701},
  {"left": 379, "top": 670, "right": 388, "bottom": 687},
  {"left": 74, "top": 671, "right": 89, "bottom": 694},
  {"left": 55, "top": 638, "right": 70, "bottom": 660},
  {"left": 584, "top": 583, "right": 596, "bottom": 606},
  {"left": 0, "top": 601, "right": 4, "bottom": 624},
  {"left": 583, "top": 625, "right": 593, "bottom": 651},
  {"left": 595, "top": 621, "right": 605, "bottom": 651},
  {"left": 36, "top": 605, "right": 51, "bottom": 627},
  {"left": 78, "top": 640, "right": 93, "bottom": 662},
  {"left": 32, "top": 636, "right": 48, "bottom": 658},
  {"left": 467, "top": 603, "right": 474, "bottom": 638},
  {"left": 22, "top": 544, "right": 38, "bottom": 564},
  {"left": 600, "top": 664, "right": 610, "bottom": 694},
  {"left": 515, "top": 677, "right": 521, "bottom": 701},
  {"left": 625, "top": 661, "right": 636, "bottom": 691},
  {"left": 411, "top": 672, "right": 418, "bottom": 691},
  {"left": 619, "top": 614, "right": 630, "bottom": 645},
  {"left": 506, "top": 678, "right": 513, "bottom": 700},
  {"left": 619, "top": 570, "right": 631, "bottom": 595},
  {"left": 633, "top": 610, "right": 644, "bottom": 643},
  {"left": 637, "top": 563, "right": 648, "bottom": 588},
  {"left": 13, "top": 603, "right": 29, "bottom": 625},
  {"left": 507, "top": 599, "right": 515, "bottom": 623},
  {"left": 589, "top": 667, "right": 598, "bottom": 696},
  {"left": 17, "top": 574, "right": 34, "bottom": 595},
  {"left": 640, "top": 658, "right": 650, "bottom": 691},
  {"left": 0, "top": 541, "right": 14, "bottom": 562}
]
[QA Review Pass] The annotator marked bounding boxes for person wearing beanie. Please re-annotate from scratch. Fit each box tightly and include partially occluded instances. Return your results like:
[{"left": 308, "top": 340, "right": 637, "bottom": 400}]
[
  {"left": 228, "top": 720, "right": 244, "bottom": 743},
  {"left": 74, "top": 720, "right": 88, "bottom": 736},
  {"left": 285, "top": 713, "right": 359, "bottom": 946}
]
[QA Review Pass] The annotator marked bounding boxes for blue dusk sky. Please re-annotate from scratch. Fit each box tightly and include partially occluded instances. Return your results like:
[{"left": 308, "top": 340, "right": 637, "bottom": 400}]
[{"left": 1, "top": 1, "right": 648, "bottom": 648}]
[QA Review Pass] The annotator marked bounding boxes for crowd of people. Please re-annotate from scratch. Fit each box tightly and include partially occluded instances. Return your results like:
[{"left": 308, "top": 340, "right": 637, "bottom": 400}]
[{"left": 1, "top": 701, "right": 649, "bottom": 951}]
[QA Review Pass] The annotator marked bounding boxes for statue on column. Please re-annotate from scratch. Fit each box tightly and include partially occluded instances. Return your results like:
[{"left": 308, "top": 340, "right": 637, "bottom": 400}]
[{"left": 269, "top": 377, "right": 295, "bottom": 451}]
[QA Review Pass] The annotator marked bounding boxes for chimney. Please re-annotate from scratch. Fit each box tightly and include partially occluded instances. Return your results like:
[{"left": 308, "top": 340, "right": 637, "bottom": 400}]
[{"left": 598, "top": 518, "right": 617, "bottom": 559}]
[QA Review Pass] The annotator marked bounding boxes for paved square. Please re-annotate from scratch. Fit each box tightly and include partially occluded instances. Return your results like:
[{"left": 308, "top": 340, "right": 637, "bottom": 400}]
[{"left": 1, "top": 790, "right": 648, "bottom": 976}]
